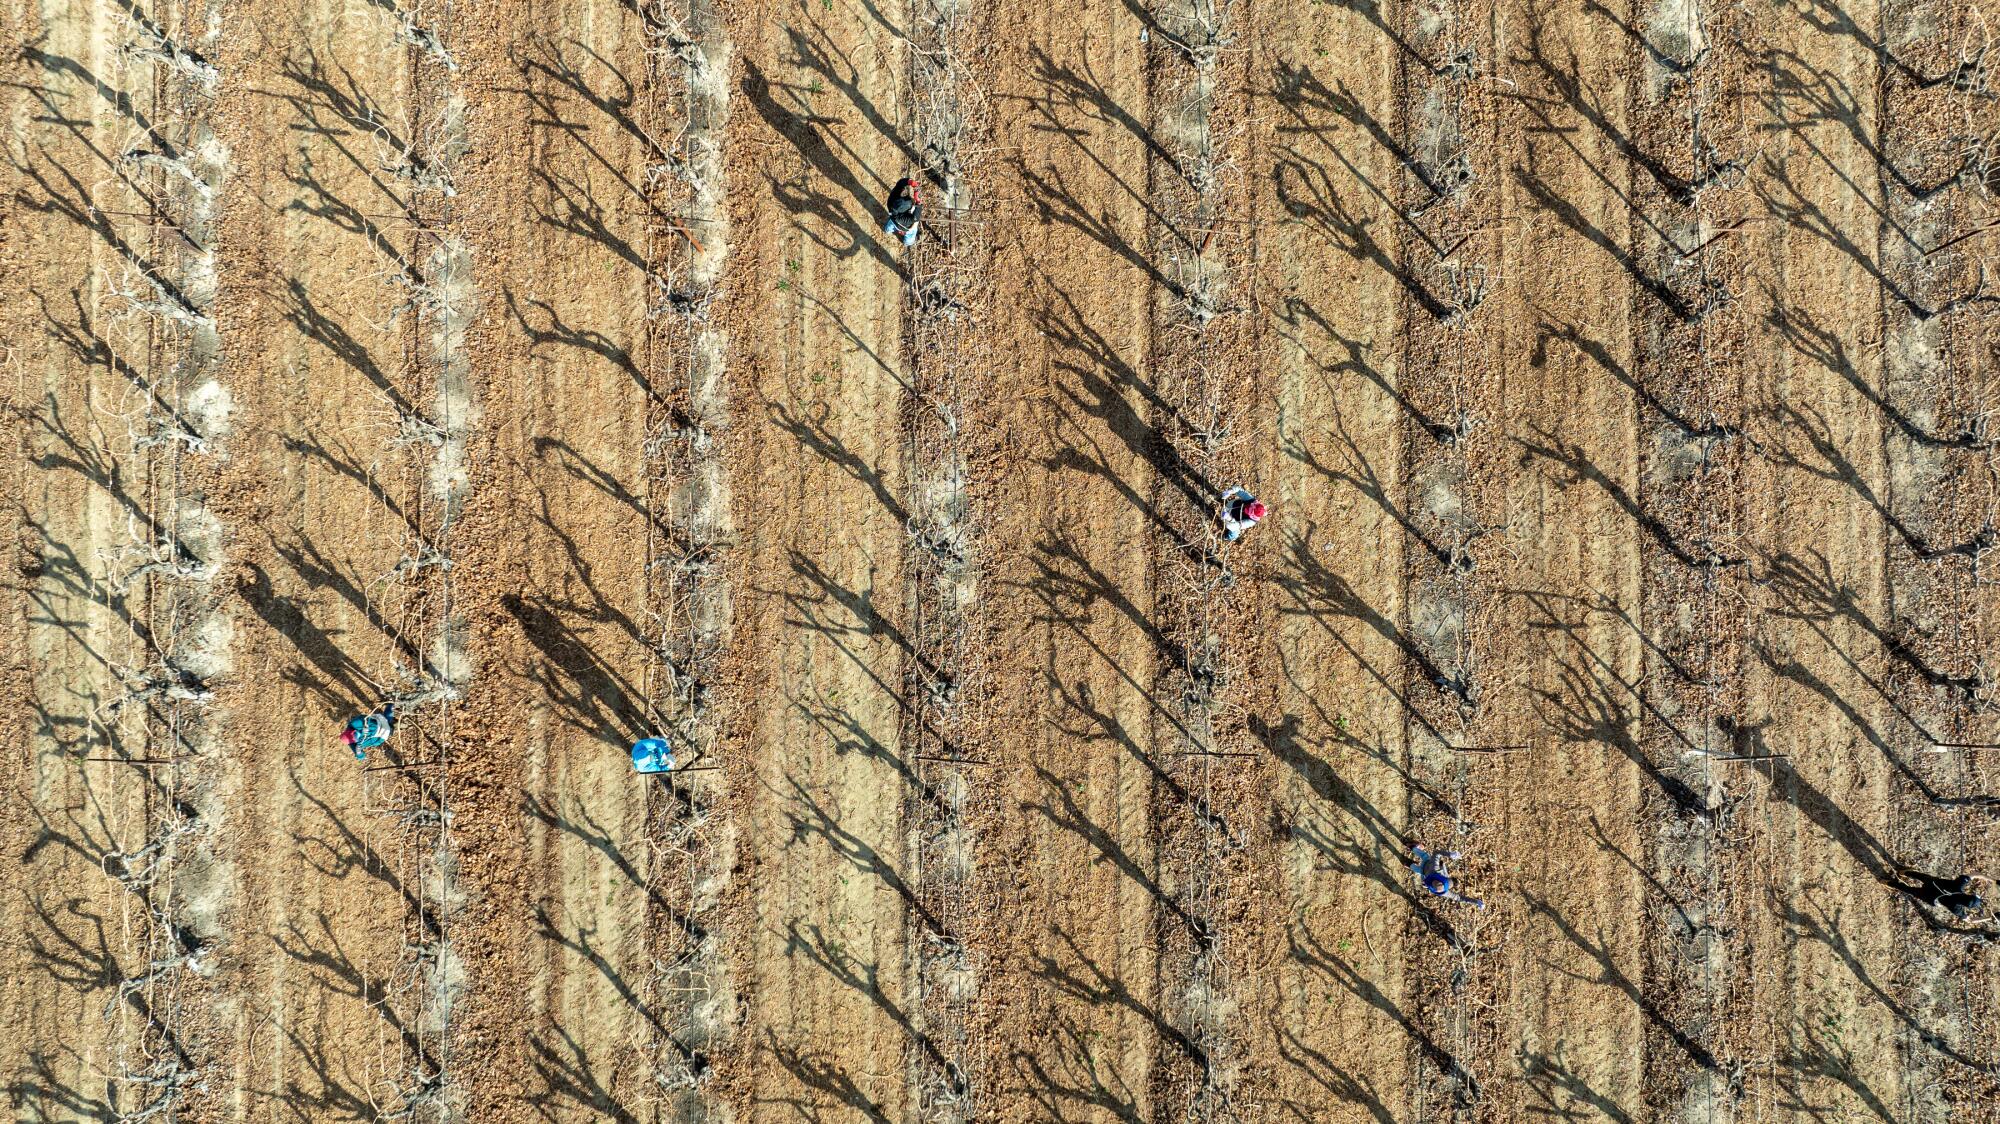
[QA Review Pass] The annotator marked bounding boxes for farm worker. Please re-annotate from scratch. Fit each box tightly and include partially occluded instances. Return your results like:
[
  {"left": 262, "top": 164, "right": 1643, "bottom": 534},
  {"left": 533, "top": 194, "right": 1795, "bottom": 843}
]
[
  {"left": 1897, "top": 869, "right": 1988, "bottom": 920},
  {"left": 631, "top": 736, "right": 675, "bottom": 775},
  {"left": 1218, "top": 486, "right": 1265, "bottom": 542},
  {"left": 883, "top": 177, "right": 922, "bottom": 247},
  {"left": 340, "top": 703, "right": 396, "bottom": 762},
  {"left": 1411, "top": 845, "right": 1486, "bottom": 909},
  {"left": 1938, "top": 877, "right": 1987, "bottom": 921}
]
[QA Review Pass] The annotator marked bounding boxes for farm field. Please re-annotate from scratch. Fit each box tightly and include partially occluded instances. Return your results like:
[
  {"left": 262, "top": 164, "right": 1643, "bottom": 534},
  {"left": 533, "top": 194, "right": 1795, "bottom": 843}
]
[{"left": 5, "top": 0, "right": 2000, "bottom": 1119}]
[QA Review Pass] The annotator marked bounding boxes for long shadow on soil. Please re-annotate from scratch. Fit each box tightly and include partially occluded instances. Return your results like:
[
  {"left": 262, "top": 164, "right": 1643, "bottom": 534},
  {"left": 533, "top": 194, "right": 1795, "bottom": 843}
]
[
  {"left": 6, "top": 1048, "right": 118, "bottom": 1122},
  {"left": 1021, "top": 763, "right": 1206, "bottom": 943},
  {"left": 1290, "top": 924, "right": 1479, "bottom": 1096},
  {"left": 1271, "top": 527, "right": 1472, "bottom": 735},
  {"left": 1773, "top": 884, "right": 2000, "bottom": 1073},
  {"left": 1519, "top": 891, "right": 1719, "bottom": 1071},
  {"left": 740, "top": 57, "right": 900, "bottom": 273},
  {"left": 523, "top": 1023, "right": 640, "bottom": 1124},
  {"left": 1034, "top": 272, "right": 1220, "bottom": 513},
  {"left": 1011, "top": 1011, "right": 1144, "bottom": 1122},
  {"left": 1033, "top": 924, "right": 1207, "bottom": 1069},
  {"left": 778, "top": 777, "right": 942, "bottom": 935},
  {"left": 1759, "top": 398, "right": 1996, "bottom": 562},
  {"left": 761, "top": 1029, "right": 892, "bottom": 1123},
  {"left": 781, "top": 920, "right": 958, "bottom": 1084},
  {"left": 521, "top": 791, "right": 704, "bottom": 940},
  {"left": 237, "top": 562, "right": 375, "bottom": 713},
  {"left": 503, "top": 592, "right": 649, "bottom": 746}
]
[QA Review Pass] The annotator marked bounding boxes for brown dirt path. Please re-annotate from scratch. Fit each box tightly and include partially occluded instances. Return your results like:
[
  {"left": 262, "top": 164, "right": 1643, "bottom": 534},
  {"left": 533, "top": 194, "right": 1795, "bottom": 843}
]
[
  {"left": 2, "top": 0, "right": 159, "bottom": 1113},
  {"left": 975, "top": 0, "right": 1168, "bottom": 1116},
  {"left": 1735, "top": 0, "right": 1909, "bottom": 1114},
  {"left": 718, "top": 0, "right": 921, "bottom": 1115},
  {"left": 1247, "top": 0, "right": 1418, "bottom": 1116},
  {"left": 442, "top": 1, "right": 664, "bottom": 1118},
  {"left": 206, "top": 1, "right": 446, "bottom": 1118}
]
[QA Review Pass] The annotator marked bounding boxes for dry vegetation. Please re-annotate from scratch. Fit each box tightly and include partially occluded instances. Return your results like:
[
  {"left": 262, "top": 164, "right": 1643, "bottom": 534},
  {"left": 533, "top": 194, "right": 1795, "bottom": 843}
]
[{"left": 7, "top": 0, "right": 2000, "bottom": 1121}]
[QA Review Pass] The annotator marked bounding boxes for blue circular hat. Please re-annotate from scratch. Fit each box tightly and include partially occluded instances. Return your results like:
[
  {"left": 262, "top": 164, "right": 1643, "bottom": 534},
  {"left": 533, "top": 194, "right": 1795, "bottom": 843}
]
[
  {"left": 631, "top": 737, "right": 674, "bottom": 774},
  {"left": 1424, "top": 872, "right": 1451, "bottom": 896}
]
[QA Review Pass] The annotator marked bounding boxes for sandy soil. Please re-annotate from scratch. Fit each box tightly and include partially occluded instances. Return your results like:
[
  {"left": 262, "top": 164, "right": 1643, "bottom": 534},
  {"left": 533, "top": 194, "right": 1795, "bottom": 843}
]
[{"left": 8, "top": 0, "right": 2000, "bottom": 1121}]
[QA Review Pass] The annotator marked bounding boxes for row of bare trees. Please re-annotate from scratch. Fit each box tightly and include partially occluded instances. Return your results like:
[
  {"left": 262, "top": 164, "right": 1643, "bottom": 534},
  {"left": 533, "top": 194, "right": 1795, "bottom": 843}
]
[
  {"left": 1143, "top": 1, "right": 1258, "bottom": 1116},
  {"left": 637, "top": 0, "right": 736, "bottom": 1111},
  {"left": 86, "top": 5, "right": 232, "bottom": 1119},
  {"left": 898, "top": 2, "right": 994, "bottom": 1119}
]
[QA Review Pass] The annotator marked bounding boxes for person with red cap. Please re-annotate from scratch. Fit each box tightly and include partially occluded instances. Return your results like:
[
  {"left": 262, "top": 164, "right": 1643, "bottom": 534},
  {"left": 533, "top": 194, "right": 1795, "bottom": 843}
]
[
  {"left": 1218, "top": 486, "right": 1265, "bottom": 542},
  {"left": 340, "top": 703, "right": 396, "bottom": 762},
  {"left": 883, "top": 177, "right": 922, "bottom": 247}
]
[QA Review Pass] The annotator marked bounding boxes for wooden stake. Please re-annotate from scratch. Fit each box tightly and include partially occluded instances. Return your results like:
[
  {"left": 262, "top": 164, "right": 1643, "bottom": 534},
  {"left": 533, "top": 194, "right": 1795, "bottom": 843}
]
[
  {"left": 1169, "top": 750, "right": 1259, "bottom": 758},
  {"left": 364, "top": 760, "right": 445, "bottom": 772},
  {"left": 1928, "top": 742, "right": 2000, "bottom": 753},
  {"left": 1448, "top": 744, "right": 1530, "bottom": 754},
  {"left": 1685, "top": 752, "right": 1790, "bottom": 764},
  {"left": 84, "top": 756, "right": 192, "bottom": 764},
  {"left": 915, "top": 754, "right": 993, "bottom": 765}
]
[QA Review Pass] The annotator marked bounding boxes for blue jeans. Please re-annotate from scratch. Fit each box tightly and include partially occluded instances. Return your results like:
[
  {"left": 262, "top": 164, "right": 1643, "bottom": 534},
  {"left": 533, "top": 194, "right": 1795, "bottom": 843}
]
[{"left": 885, "top": 218, "right": 918, "bottom": 246}]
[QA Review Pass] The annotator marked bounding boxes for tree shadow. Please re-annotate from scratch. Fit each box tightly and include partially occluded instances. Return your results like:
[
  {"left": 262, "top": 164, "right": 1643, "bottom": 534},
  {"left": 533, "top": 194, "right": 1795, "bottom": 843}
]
[
  {"left": 765, "top": 399, "right": 910, "bottom": 525},
  {"left": 1032, "top": 923, "right": 1206, "bottom": 1068},
  {"left": 508, "top": 289, "right": 648, "bottom": 400},
  {"left": 1520, "top": 890, "right": 1718, "bottom": 1071},
  {"left": 1516, "top": 426, "right": 1746, "bottom": 569},
  {"left": 1759, "top": 399, "right": 1995, "bottom": 562},
  {"left": 781, "top": 920, "right": 959, "bottom": 1086},
  {"left": 760, "top": 1028, "right": 892, "bottom": 1123},
  {"left": 6, "top": 1047, "right": 117, "bottom": 1123},
  {"left": 779, "top": 778, "right": 942, "bottom": 935},
  {"left": 1008, "top": 1010, "right": 1143, "bottom": 1122},
  {"left": 522, "top": 1023, "right": 640, "bottom": 1124},
  {"left": 1763, "top": 294, "right": 1991, "bottom": 450},
  {"left": 740, "top": 57, "right": 900, "bottom": 273},
  {"left": 503, "top": 592, "right": 650, "bottom": 746},
  {"left": 1290, "top": 924, "right": 1479, "bottom": 1101}
]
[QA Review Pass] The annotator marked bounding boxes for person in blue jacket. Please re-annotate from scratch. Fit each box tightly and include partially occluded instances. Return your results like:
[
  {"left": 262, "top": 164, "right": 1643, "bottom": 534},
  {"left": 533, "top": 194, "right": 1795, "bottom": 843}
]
[
  {"left": 340, "top": 703, "right": 396, "bottom": 761},
  {"left": 1411, "top": 845, "right": 1486, "bottom": 909}
]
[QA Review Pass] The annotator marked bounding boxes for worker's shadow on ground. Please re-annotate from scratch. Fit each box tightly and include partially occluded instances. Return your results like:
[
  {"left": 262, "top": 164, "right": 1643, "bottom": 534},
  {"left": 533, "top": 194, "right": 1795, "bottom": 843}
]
[
  {"left": 1250, "top": 710, "right": 1427, "bottom": 900},
  {"left": 503, "top": 592, "right": 649, "bottom": 747},
  {"left": 238, "top": 561, "right": 376, "bottom": 719},
  {"left": 1034, "top": 274, "right": 1221, "bottom": 513}
]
